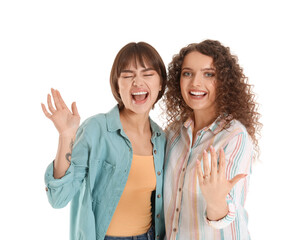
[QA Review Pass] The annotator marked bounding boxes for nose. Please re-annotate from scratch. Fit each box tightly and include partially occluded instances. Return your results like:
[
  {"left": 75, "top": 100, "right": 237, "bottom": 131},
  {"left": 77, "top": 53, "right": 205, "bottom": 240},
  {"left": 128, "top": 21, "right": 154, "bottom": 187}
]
[
  {"left": 132, "top": 75, "right": 144, "bottom": 86},
  {"left": 191, "top": 72, "right": 202, "bottom": 86}
]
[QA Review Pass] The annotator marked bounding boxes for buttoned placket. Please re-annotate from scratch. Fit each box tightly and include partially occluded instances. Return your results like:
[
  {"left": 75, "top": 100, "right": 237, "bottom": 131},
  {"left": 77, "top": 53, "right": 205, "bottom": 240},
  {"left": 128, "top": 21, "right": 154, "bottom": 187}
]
[
  {"left": 171, "top": 127, "right": 207, "bottom": 239},
  {"left": 151, "top": 130, "right": 163, "bottom": 240}
]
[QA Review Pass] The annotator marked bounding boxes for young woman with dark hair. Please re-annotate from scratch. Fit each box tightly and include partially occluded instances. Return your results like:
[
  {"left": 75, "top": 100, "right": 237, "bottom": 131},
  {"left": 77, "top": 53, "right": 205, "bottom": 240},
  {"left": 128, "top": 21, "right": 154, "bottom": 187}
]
[{"left": 42, "top": 42, "right": 167, "bottom": 240}]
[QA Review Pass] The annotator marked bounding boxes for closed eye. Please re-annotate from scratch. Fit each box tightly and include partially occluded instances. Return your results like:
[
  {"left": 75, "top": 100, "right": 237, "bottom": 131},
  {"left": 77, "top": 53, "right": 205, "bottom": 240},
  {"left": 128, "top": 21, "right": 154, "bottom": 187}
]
[{"left": 120, "top": 73, "right": 134, "bottom": 79}]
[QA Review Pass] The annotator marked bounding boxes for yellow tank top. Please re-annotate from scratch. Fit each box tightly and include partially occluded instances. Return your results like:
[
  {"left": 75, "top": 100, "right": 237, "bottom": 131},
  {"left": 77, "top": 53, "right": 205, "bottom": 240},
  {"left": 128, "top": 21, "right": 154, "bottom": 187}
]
[{"left": 106, "top": 155, "right": 156, "bottom": 236}]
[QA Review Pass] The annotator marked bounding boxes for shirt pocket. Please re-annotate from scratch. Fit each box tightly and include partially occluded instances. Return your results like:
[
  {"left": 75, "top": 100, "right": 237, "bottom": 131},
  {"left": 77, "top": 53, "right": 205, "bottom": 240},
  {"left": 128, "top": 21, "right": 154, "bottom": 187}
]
[{"left": 91, "top": 160, "right": 116, "bottom": 203}]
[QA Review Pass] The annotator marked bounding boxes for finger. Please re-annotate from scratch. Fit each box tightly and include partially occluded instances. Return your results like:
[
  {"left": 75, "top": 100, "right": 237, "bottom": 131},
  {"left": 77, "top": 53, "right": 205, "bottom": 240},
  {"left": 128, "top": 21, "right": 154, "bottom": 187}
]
[
  {"left": 196, "top": 159, "right": 205, "bottom": 184},
  {"left": 47, "top": 93, "right": 56, "bottom": 113},
  {"left": 51, "top": 88, "right": 63, "bottom": 110},
  {"left": 210, "top": 145, "right": 217, "bottom": 180},
  {"left": 71, "top": 102, "right": 80, "bottom": 117},
  {"left": 56, "top": 90, "right": 69, "bottom": 111},
  {"left": 41, "top": 103, "right": 52, "bottom": 119},
  {"left": 229, "top": 174, "right": 247, "bottom": 188},
  {"left": 203, "top": 150, "right": 210, "bottom": 179},
  {"left": 218, "top": 148, "right": 226, "bottom": 180}
]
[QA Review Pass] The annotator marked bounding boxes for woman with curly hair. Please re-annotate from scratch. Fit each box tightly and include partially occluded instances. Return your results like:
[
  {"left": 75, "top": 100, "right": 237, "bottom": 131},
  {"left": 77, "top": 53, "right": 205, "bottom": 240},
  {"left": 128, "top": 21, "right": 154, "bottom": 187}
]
[{"left": 163, "top": 39, "right": 261, "bottom": 239}]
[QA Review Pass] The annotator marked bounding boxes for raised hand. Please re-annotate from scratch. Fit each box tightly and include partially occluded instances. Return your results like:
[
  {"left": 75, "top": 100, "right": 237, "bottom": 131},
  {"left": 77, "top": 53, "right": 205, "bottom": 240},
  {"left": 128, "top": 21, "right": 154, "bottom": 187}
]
[
  {"left": 196, "top": 146, "right": 247, "bottom": 220},
  {"left": 41, "top": 88, "right": 80, "bottom": 137}
]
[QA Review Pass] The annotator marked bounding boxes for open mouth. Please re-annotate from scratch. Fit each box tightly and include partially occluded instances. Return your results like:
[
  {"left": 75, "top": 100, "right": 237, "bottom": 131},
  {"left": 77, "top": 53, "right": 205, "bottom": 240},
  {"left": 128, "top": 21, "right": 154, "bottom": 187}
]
[
  {"left": 189, "top": 91, "right": 207, "bottom": 97},
  {"left": 132, "top": 91, "right": 149, "bottom": 102}
]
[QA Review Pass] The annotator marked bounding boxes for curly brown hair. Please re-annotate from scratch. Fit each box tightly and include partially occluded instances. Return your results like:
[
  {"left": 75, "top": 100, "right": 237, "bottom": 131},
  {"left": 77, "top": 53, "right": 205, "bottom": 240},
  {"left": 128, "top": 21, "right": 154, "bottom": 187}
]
[{"left": 164, "top": 39, "right": 261, "bottom": 153}]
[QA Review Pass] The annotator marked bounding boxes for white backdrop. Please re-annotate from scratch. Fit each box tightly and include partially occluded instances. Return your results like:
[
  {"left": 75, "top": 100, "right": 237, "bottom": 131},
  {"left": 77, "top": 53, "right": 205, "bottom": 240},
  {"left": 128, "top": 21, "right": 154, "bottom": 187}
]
[{"left": 1, "top": 1, "right": 306, "bottom": 239}]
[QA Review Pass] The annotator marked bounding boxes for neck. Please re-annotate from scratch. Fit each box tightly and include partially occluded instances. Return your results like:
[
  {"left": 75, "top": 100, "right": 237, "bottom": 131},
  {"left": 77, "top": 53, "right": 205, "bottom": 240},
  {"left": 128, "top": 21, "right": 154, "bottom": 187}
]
[
  {"left": 193, "top": 109, "right": 217, "bottom": 134},
  {"left": 119, "top": 108, "right": 150, "bottom": 134}
]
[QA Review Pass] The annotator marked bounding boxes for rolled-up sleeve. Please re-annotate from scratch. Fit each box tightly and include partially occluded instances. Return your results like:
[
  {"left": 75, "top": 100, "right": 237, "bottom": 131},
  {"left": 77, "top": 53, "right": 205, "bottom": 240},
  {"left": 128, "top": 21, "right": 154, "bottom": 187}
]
[
  {"left": 204, "top": 130, "right": 253, "bottom": 229},
  {"left": 45, "top": 124, "right": 90, "bottom": 209}
]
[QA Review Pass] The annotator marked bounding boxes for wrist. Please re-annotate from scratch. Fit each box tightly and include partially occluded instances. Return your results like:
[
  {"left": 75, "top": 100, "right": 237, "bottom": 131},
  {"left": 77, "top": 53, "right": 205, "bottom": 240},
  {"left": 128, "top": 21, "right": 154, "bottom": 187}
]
[
  {"left": 59, "top": 130, "right": 76, "bottom": 139},
  {"left": 206, "top": 200, "right": 228, "bottom": 221}
]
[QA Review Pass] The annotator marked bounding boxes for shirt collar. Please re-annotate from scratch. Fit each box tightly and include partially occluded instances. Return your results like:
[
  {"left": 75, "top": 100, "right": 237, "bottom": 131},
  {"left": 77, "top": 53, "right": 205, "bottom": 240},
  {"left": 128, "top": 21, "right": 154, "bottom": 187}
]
[
  {"left": 149, "top": 118, "right": 164, "bottom": 138},
  {"left": 106, "top": 105, "right": 123, "bottom": 132},
  {"left": 183, "top": 115, "right": 228, "bottom": 135}
]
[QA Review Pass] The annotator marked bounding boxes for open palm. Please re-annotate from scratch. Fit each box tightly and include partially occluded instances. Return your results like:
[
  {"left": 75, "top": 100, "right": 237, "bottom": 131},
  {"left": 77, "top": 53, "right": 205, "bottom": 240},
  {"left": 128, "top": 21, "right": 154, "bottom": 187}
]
[
  {"left": 196, "top": 146, "right": 246, "bottom": 207},
  {"left": 41, "top": 88, "right": 80, "bottom": 136}
]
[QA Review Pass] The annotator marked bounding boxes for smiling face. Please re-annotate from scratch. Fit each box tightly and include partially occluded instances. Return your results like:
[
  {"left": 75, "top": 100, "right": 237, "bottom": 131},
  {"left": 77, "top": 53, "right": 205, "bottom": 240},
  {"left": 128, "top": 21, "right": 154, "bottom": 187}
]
[
  {"left": 180, "top": 51, "right": 217, "bottom": 117},
  {"left": 118, "top": 61, "right": 162, "bottom": 115}
]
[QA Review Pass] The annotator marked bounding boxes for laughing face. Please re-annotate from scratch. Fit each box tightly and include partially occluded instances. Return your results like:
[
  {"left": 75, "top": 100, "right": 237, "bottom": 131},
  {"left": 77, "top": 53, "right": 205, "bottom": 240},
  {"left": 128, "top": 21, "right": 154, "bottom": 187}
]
[
  {"left": 180, "top": 51, "right": 217, "bottom": 116},
  {"left": 118, "top": 62, "right": 162, "bottom": 115}
]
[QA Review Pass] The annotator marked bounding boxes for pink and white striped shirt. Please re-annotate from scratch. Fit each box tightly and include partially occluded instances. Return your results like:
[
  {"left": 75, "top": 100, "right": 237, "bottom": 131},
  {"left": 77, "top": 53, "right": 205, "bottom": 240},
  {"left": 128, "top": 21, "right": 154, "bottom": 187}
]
[{"left": 163, "top": 117, "right": 254, "bottom": 240}]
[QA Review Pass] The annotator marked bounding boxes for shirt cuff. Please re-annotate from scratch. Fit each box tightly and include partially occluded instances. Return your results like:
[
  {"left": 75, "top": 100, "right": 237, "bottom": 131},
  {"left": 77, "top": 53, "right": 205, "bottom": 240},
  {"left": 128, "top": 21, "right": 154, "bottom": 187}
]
[
  {"left": 44, "top": 160, "right": 74, "bottom": 189},
  {"left": 204, "top": 201, "right": 236, "bottom": 229}
]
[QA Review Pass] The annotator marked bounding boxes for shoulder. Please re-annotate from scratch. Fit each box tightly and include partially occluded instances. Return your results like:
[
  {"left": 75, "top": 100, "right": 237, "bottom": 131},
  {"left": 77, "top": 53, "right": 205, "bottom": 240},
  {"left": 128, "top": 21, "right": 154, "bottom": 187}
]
[
  {"left": 220, "top": 119, "right": 250, "bottom": 139},
  {"left": 79, "top": 105, "right": 120, "bottom": 134},
  {"left": 80, "top": 113, "right": 107, "bottom": 132},
  {"left": 75, "top": 113, "right": 111, "bottom": 145},
  {"left": 165, "top": 121, "right": 183, "bottom": 144},
  {"left": 219, "top": 119, "right": 254, "bottom": 152}
]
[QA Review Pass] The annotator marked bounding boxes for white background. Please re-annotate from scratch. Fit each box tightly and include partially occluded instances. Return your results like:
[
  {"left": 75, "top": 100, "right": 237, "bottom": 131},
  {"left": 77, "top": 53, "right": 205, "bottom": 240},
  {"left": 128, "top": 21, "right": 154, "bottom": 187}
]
[{"left": 1, "top": 0, "right": 306, "bottom": 239}]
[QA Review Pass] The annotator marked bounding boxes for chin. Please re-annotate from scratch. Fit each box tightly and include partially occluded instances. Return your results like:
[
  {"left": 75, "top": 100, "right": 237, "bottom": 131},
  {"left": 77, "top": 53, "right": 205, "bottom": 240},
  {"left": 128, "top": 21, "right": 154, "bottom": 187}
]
[{"left": 129, "top": 105, "right": 152, "bottom": 115}]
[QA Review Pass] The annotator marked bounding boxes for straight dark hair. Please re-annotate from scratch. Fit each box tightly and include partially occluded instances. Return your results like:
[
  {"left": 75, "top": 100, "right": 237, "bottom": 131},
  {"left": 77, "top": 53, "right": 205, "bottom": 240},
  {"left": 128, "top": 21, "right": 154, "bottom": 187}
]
[{"left": 110, "top": 42, "right": 167, "bottom": 109}]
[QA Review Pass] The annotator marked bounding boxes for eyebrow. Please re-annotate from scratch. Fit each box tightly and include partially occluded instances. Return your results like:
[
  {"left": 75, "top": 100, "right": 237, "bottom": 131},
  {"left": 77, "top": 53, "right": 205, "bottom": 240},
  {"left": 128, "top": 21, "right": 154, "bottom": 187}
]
[
  {"left": 120, "top": 70, "right": 134, "bottom": 73},
  {"left": 141, "top": 68, "right": 155, "bottom": 72},
  {"left": 121, "top": 68, "right": 155, "bottom": 73},
  {"left": 182, "top": 67, "right": 215, "bottom": 71}
]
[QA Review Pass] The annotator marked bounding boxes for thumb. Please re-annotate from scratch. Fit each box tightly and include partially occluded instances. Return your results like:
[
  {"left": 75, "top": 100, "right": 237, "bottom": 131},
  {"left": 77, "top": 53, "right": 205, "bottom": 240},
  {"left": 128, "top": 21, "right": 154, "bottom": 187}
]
[
  {"left": 229, "top": 174, "right": 247, "bottom": 188},
  {"left": 71, "top": 102, "right": 80, "bottom": 117}
]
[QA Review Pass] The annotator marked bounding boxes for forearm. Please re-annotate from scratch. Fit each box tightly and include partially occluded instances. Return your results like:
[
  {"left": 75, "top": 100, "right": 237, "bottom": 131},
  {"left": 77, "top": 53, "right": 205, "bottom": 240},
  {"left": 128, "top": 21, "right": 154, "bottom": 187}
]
[{"left": 53, "top": 134, "right": 75, "bottom": 179}]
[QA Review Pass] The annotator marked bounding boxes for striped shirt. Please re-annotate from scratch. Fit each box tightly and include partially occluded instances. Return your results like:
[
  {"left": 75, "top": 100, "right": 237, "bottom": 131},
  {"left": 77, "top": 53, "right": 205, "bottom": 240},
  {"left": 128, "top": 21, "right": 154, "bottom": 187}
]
[{"left": 163, "top": 117, "right": 254, "bottom": 240}]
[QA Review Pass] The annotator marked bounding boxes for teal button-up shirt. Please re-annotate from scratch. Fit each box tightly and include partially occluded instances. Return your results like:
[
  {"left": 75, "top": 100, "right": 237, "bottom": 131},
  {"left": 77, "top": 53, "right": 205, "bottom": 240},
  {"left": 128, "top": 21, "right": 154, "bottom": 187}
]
[{"left": 45, "top": 105, "right": 166, "bottom": 240}]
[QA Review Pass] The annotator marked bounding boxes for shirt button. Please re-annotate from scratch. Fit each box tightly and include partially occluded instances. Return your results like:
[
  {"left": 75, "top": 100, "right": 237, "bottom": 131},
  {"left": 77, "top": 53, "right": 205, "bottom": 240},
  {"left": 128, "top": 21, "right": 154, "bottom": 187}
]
[
  {"left": 179, "top": 188, "right": 182, "bottom": 192},
  {"left": 156, "top": 235, "right": 160, "bottom": 239},
  {"left": 176, "top": 208, "right": 179, "bottom": 212},
  {"left": 154, "top": 150, "right": 157, "bottom": 154},
  {"left": 173, "top": 228, "right": 177, "bottom": 232},
  {"left": 45, "top": 187, "right": 48, "bottom": 192},
  {"left": 182, "top": 167, "right": 185, "bottom": 172},
  {"left": 157, "top": 171, "right": 161, "bottom": 176},
  {"left": 157, "top": 194, "right": 161, "bottom": 198},
  {"left": 156, "top": 214, "right": 160, "bottom": 218}
]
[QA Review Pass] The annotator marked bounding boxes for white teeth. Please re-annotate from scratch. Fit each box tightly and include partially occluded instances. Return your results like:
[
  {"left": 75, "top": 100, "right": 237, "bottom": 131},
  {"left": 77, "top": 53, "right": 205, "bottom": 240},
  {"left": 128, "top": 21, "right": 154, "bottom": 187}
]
[
  {"left": 132, "top": 92, "right": 148, "bottom": 95},
  {"left": 190, "top": 91, "right": 206, "bottom": 96}
]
